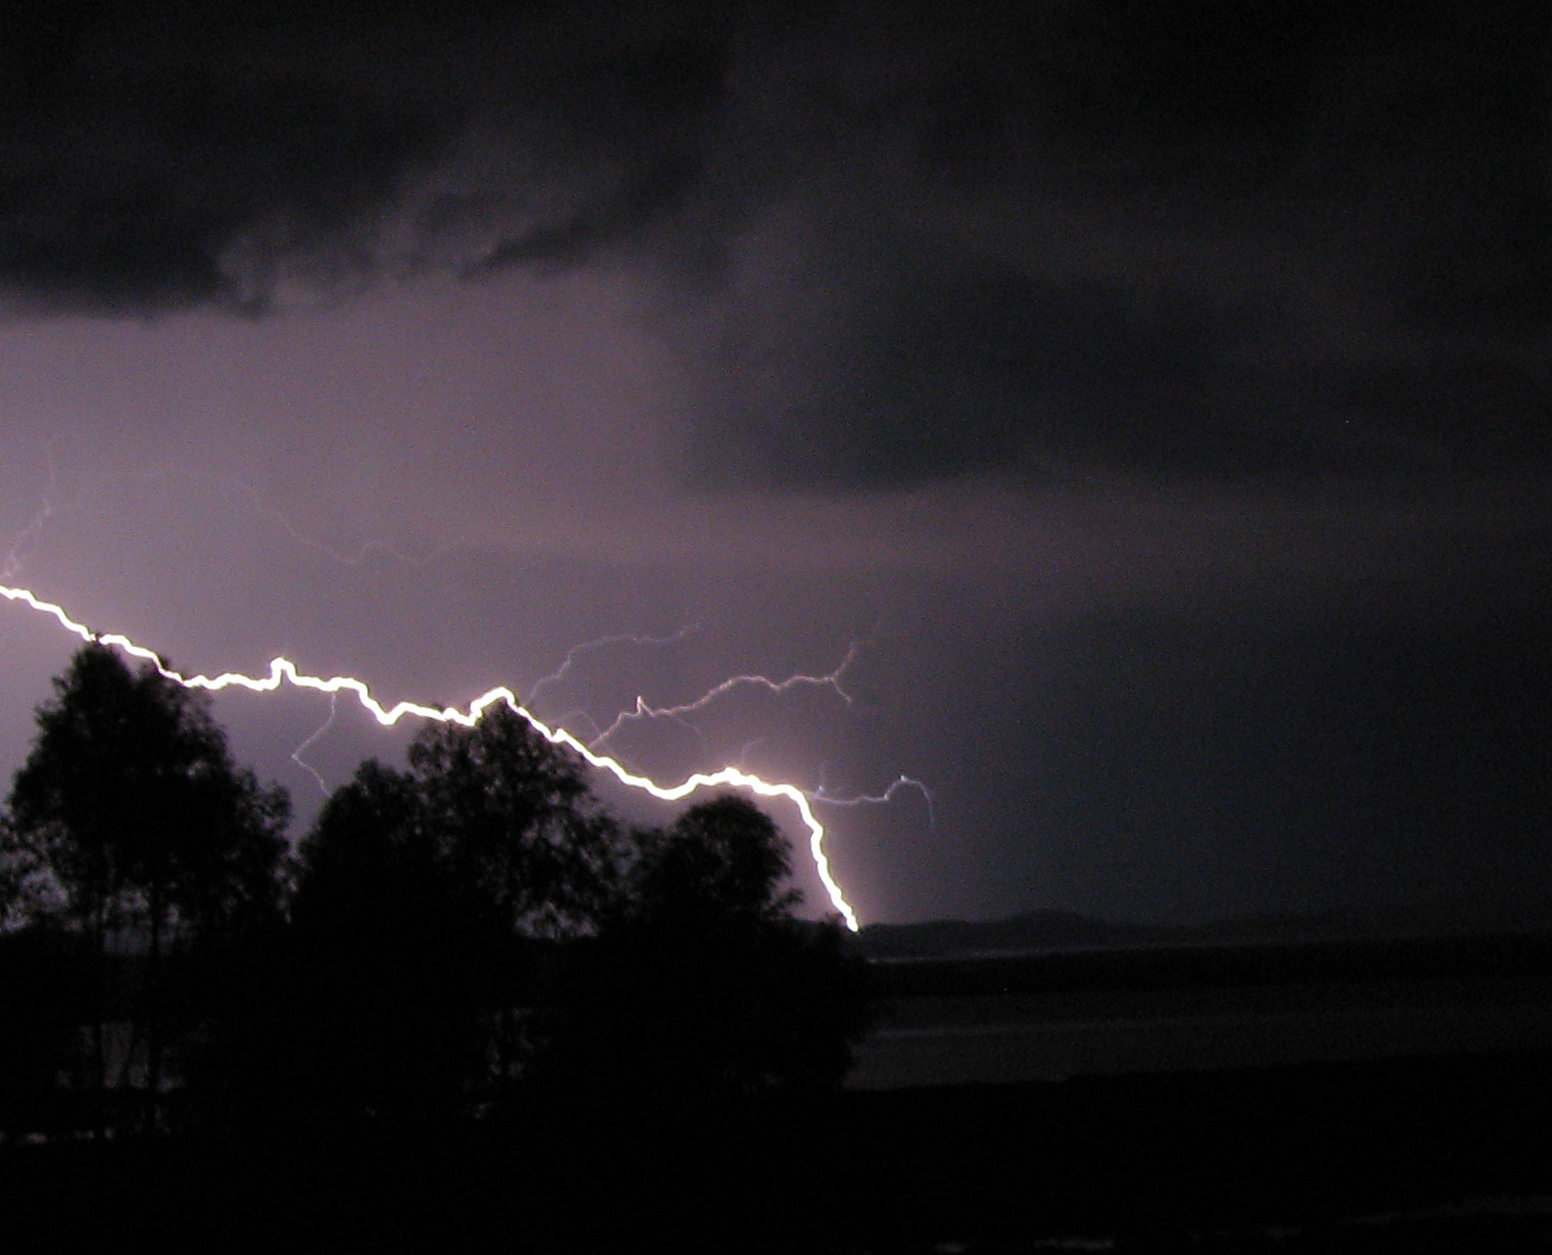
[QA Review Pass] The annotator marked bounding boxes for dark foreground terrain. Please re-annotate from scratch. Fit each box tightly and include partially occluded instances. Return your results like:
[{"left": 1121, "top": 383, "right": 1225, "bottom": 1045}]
[{"left": 2, "top": 1047, "right": 1549, "bottom": 1252}]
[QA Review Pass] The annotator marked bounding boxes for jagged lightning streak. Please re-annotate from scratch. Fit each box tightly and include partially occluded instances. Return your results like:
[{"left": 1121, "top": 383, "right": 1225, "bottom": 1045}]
[
  {"left": 1, "top": 448, "right": 62, "bottom": 581},
  {"left": 811, "top": 773, "right": 937, "bottom": 828},
  {"left": 289, "top": 692, "right": 339, "bottom": 798},
  {"left": 0, "top": 583, "right": 861, "bottom": 930},
  {"left": 0, "top": 455, "right": 478, "bottom": 795},
  {"left": 590, "top": 642, "right": 860, "bottom": 749},
  {"left": 553, "top": 645, "right": 931, "bottom": 830},
  {"left": 228, "top": 481, "right": 469, "bottom": 569},
  {"left": 5, "top": 457, "right": 469, "bottom": 573},
  {"left": 527, "top": 623, "right": 702, "bottom": 708}
]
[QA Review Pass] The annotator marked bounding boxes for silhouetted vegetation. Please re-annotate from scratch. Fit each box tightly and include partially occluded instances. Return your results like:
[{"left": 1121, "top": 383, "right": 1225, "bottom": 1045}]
[
  {"left": 0, "top": 644, "right": 869, "bottom": 1143},
  {"left": 1, "top": 643, "right": 289, "bottom": 1135},
  {"left": 544, "top": 796, "right": 871, "bottom": 1103},
  {"left": 4, "top": 647, "right": 1551, "bottom": 1250}
]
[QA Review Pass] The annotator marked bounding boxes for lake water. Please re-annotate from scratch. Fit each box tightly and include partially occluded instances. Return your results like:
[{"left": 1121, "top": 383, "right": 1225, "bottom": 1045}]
[{"left": 848, "top": 971, "right": 1552, "bottom": 1087}]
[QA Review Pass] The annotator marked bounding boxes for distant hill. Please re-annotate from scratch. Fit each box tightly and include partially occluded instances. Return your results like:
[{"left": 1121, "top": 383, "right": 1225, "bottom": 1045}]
[
  {"left": 856, "top": 895, "right": 1552, "bottom": 961},
  {"left": 857, "top": 910, "right": 1175, "bottom": 960}
]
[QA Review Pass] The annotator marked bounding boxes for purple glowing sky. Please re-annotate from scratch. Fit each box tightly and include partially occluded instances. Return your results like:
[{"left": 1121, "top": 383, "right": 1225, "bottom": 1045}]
[{"left": 1, "top": 1, "right": 1548, "bottom": 926}]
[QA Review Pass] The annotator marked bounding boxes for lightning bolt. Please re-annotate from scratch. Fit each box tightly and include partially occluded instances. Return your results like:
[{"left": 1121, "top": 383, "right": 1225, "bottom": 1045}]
[
  {"left": 1, "top": 446, "right": 62, "bottom": 581},
  {"left": 526, "top": 623, "right": 702, "bottom": 708},
  {"left": 5, "top": 465, "right": 923, "bottom": 860},
  {"left": 228, "top": 481, "right": 469, "bottom": 569},
  {"left": 288, "top": 692, "right": 339, "bottom": 798},
  {"left": 2, "top": 454, "right": 469, "bottom": 575},
  {"left": 0, "top": 583, "right": 862, "bottom": 931},
  {"left": 811, "top": 773, "right": 937, "bottom": 827},
  {"left": 590, "top": 642, "right": 859, "bottom": 749}
]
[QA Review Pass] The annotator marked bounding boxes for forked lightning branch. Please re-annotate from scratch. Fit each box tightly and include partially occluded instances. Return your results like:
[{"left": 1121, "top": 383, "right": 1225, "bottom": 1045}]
[{"left": 1, "top": 583, "right": 862, "bottom": 930}]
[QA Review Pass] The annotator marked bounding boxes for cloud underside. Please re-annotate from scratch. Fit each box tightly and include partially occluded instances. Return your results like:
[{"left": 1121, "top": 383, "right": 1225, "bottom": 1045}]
[{"left": 2, "top": 0, "right": 1548, "bottom": 487}]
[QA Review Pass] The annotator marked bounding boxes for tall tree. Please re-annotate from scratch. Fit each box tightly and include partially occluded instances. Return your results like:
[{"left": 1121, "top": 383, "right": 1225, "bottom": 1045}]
[
  {"left": 2, "top": 643, "right": 289, "bottom": 1131},
  {"left": 551, "top": 795, "right": 872, "bottom": 1102},
  {"left": 408, "top": 702, "right": 622, "bottom": 938},
  {"left": 631, "top": 794, "right": 803, "bottom": 933},
  {"left": 277, "top": 707, "right": 628, "bottom": 1122},
  {"left": 407, "top": 703, "right": 628, "bottom": 1091},
  {"left": 281, "top": 759, "right": 487, "bottom": 1126}
]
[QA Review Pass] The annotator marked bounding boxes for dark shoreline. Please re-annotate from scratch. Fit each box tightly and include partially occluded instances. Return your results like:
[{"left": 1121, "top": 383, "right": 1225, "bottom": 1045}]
[
  {"left": 837, "top": 1048, "right": 1552, "bottom": 1250},
  {"left": 863, "top": 928, "right": 1552, "bottom": 997},
  {"left": 4, "top": 1047, "right": 1548, "bottom": 1252}
]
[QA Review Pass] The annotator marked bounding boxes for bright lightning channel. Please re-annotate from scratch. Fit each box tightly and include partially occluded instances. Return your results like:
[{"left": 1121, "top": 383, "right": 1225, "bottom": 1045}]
[{"left": 0, "top": 583, "right": 861, "bottom": 931}]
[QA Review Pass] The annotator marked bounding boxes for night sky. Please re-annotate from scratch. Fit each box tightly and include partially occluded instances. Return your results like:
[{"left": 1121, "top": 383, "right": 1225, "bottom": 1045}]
[{"left": 0, "top": 0, "right": 1548, "bottom": 927}]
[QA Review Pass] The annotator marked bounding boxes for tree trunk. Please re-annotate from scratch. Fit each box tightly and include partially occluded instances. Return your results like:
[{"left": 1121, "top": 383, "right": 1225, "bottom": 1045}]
[
  {"left": 145, "top": 888, "right": 163, "bottom": 1134},
  {"left": 90, "top": 898, "right": 106, "bottom": 1142}
]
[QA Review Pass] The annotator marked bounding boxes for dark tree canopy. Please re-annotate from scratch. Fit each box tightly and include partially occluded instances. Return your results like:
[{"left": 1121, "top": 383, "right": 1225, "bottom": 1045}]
[
  {"left": 1, "top": 642, "right": 290, "bottom": 1134},
  {"left": 408, "top": 702, "right": 624, "bottom": 938},
  {"left": 632, "top": 793, "right": 802, "bottom": 932},
  {"left": 2, "top": 657, "right": 869, "bottom": 1137},
  {"left": 291, "top": 759, "right": 431, "bottom": 937},
  {"left": 549, "top": 794, "right": 871, "bottom": 1101},
  {"left": 283, "top": 759, "right": 490, "bottom": 1124},
  {"left": 279, "top": 705, "right": 632, "bottom": 1122},
  {"left": 3, "top": 643, "right": 289, "bottom": 945}
]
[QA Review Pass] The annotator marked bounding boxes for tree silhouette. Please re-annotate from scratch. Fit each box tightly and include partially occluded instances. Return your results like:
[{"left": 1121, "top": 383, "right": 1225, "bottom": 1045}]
[
  {"left": 406, "top": 703, "right": 627, "bottom": 1090},
  {"left": 408, "top": 702, "right": 623, "bottom": 938},
  {"left": 2, "top": 643, "right": 289, "bottom": 1133},
  {"left": 271, "top": 707, "right": 630, "bottom": 1124},
  {"left": 632, "top": 793, "right": 803, "bottom": 930},
  {"left": 551, "top": 794, "right": 871, "bottom": 1102},
  {"left": 276, "top": 759, "right": 489, "bottom": 1127},
  {"left": 0, "top": 922, "right": 89, "bottom": 1141}
]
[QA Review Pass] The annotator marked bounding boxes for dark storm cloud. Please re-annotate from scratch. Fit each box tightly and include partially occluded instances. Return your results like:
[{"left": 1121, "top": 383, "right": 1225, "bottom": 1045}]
[
  {"left": 0, "top": 0, "right": 734, "bottom": 310},
  {"left": 3, "top": 1, "right": 1549, "bottom": 483},
  {"left": 701, "top": 250, "right": 1224, "bottom": 488},
  {"left": 672, "top": 0, "right": 1552, "bottom": 487},
  {"left": 0, "top": 1, "right": 462, "bottom": 310}
]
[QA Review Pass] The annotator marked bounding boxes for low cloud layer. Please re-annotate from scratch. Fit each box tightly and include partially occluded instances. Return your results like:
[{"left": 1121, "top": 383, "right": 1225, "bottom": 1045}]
[{"left": 3, "top": 1, "right": 1548, "bottom": 491}]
